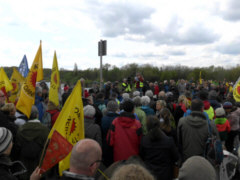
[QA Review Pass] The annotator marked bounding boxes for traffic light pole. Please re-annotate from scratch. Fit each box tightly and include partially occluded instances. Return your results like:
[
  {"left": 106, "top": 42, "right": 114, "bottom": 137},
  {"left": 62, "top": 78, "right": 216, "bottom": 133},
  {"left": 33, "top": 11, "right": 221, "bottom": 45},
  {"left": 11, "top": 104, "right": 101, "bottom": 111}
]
[
  {"left": 98, "top": 40, "right": 107, "bottom": 91},
  {"left": 100, "top": 54, "right": 103, "bottom": 90}
]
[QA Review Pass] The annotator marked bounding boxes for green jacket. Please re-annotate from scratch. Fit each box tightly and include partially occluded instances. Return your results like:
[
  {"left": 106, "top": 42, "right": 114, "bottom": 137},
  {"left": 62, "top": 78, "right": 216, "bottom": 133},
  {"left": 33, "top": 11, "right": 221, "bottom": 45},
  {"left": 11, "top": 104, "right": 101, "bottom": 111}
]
[
  {"left": 134, "top": 107, "right": 147, "bottom": 135},
  {"left": 17, "top": 120, "right": 49, "bottom": 180}
]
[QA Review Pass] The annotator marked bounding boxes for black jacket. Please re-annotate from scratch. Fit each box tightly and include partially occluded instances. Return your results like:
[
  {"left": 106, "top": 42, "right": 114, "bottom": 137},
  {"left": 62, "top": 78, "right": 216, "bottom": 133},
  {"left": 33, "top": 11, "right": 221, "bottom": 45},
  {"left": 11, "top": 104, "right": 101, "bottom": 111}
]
[
  {"left": 140, "top": 134, "right": 179, "bottom": 180},
  {"left": 0, "top": 155, "right": 26, "bottom": 180}
]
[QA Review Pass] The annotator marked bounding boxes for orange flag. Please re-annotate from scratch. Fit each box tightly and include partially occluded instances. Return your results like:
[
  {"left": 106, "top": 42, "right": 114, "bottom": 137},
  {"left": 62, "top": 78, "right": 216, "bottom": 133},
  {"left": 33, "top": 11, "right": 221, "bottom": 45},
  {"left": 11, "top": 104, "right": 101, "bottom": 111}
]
[{"left": 40, "top": 130, "right": 73, "bottom": 173}]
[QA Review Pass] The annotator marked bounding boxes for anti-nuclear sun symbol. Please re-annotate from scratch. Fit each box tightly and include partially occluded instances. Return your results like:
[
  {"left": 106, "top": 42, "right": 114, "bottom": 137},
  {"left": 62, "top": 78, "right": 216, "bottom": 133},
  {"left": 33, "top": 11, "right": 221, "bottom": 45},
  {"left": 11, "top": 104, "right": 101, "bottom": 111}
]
[{"left": 70, "top": 118, "right": 76, "bottom": 134}]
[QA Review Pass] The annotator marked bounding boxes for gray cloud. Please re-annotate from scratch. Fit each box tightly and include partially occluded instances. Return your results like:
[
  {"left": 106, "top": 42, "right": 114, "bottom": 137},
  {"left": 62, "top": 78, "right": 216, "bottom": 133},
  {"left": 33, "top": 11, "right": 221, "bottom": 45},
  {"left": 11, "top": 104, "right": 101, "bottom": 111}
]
[
  {"left": 85, "top": 1, "right": 219, "bottom": 45},
  {"left": 216, "top": 0, "right": 240, "bottom": 21},
  {"left": 216, "top": 40, "right": 240, "bottom": 55},
  {"left": 111, "top": 52, "right": 169, "bottom": 59},
  {"left": 166, "top": 50, "right": 186, "bottom": 56}
]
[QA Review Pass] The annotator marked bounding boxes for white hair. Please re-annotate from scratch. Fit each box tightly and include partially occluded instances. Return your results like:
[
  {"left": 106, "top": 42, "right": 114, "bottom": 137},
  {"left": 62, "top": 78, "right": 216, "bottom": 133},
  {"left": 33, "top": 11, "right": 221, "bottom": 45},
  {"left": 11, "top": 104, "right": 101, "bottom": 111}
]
[{"left": 141, "top": 96, "right": 150, "bottom": 106}]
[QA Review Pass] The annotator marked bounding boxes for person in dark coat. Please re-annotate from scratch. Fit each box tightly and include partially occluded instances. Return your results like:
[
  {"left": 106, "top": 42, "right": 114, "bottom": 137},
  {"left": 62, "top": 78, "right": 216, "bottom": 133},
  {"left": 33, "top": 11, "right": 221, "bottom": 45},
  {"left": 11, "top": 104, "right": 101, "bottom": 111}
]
[
  {"left": 140, "top": 115, "right": 179, "bottom": 180},
  {"left": 101, "top": 100, "right": 119, "bottom": 167},
  {"left": 0, "top": 105, "right": 18, "bottom": 161},
  {"left": 0, "top": 127, "right": 27, "bottom": 180},
  {"left": 84, "top": 105, "right": 102, "bottom": 147},
  {"left": 16, "top": 106, "right": 49, "bottom": 180}
]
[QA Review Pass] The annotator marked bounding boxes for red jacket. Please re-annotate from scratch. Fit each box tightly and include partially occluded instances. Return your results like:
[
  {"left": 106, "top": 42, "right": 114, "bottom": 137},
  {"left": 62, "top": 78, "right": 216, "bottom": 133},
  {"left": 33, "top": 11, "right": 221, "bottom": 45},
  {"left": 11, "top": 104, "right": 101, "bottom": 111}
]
[
  {"left": 154, "top": 85, "right": 159, "bottom": 95},
  {"left": 47, "top": 109, "right": 60, "bottom": 127},
  {"left": 107, "top": 112, "right": 142, "bottom": 162}
]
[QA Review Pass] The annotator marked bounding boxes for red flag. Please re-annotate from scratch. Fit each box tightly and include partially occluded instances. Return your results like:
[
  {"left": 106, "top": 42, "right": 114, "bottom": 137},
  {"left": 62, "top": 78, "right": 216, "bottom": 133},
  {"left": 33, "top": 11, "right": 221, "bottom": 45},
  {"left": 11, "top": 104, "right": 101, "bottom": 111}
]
[{"left": 40, "top": 130, "right": 73, "bottom": 173}]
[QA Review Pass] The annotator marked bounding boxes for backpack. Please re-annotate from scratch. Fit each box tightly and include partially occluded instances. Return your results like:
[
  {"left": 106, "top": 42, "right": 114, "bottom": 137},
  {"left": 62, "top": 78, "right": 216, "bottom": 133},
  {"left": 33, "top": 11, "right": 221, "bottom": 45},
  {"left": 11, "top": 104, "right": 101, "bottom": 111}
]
[{"left": 204, "top": 118, "right": 224, "bottom": 166}]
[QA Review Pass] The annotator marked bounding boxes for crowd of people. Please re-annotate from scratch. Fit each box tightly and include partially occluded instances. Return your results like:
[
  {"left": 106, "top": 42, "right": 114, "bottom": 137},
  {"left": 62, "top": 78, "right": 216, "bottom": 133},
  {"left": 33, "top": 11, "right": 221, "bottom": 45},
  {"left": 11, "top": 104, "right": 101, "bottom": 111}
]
[{"left": 0, "top": 72, "right": 239, "bottom": 180}]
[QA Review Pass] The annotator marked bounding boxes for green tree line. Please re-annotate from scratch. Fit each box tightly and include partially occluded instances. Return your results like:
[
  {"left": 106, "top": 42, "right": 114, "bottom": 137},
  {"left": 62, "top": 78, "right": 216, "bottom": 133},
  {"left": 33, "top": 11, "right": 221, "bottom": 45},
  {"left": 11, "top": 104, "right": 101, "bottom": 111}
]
[{"left": 3, "top": 63, "right": 240, "bottom": 86}]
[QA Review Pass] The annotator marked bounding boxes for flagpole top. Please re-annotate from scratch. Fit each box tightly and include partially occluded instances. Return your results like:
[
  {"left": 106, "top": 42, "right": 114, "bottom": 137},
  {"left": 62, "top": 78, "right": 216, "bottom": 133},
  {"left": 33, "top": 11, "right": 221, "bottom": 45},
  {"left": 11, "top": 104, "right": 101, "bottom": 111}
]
[{"left": 40, "top": 40, "right": 42, "bottom": 44}]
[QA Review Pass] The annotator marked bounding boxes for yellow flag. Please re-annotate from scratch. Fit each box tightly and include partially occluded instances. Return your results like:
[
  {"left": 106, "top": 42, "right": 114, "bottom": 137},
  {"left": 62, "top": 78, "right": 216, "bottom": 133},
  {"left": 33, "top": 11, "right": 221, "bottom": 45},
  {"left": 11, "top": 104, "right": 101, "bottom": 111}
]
[
  {"left": 199, "top": 71, "right": 202, "bottom": 84},
  {"left": 36, "top": 42, "right": 43, "bottom": 82},
  {"left": 49, "top": 51, "right": 60, "bottom": 106},
  {"left": 9, "top": 68, "right": 25, "bottom": 103},
  {"left": 0, "top": 67, "right": 13, "bottom": 92},
  {"left": 233, "top": 77, "right": 240, "bottom": 102},
  {"left": 48, "top": 80, "right": 84, "bottom": 175},
  {"left": 16, "top": 42, "right": 43, "bottom": 118}
]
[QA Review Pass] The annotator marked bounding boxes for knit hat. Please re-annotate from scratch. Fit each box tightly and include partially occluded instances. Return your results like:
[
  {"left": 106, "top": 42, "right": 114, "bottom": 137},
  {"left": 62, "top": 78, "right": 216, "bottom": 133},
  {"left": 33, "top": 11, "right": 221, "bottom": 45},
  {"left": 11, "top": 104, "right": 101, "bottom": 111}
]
[
  {"left": 223, "top": 101, "right": 232, "bottom": 109},
  {"left": 215, "top": 107, "right": 225, "bottom": 117},
  {"left": 83, "top": 105, "right": 96, "bottom": 118},
  {"left": 179, "top": 156, "right": 216, "bottom": 180},
  {"left": 0, "top": 127, "right": 12, "bottom": 155},
  {"left": 107, "top": 100, "right": 119, "bottom": 112}
]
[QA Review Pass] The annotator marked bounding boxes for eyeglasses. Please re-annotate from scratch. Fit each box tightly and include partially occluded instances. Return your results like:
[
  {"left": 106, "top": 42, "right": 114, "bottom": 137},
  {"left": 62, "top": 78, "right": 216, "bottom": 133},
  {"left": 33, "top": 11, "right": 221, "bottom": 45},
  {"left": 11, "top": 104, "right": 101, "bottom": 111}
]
[{"left": 89, "top": 159, "right": 102, "bottom": 167}]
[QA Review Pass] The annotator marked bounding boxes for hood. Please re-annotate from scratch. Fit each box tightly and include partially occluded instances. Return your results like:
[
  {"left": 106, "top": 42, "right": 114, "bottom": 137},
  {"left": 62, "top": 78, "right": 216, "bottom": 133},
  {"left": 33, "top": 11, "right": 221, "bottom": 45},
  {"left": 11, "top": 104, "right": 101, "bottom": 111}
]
[
  {"left": 214, "top": 117, "right": 227, "bottom": 125},
  {"left": 117, "top": 112, "right": 136, "bottom": 128},
  {"left": 185, "top": 111, "right": 207, "bottom": 128},
  {"left": 18, "top": 122, "right": 44, "bottom": 141},
  {"left": 203, "top": 100, "right": 210, "bottom": 110},
  {"left": 179, "top": 156, "right": 216, "bottom": 180},
  {"left": 84, "top": 117, "right": 95, "bottom": 125}
]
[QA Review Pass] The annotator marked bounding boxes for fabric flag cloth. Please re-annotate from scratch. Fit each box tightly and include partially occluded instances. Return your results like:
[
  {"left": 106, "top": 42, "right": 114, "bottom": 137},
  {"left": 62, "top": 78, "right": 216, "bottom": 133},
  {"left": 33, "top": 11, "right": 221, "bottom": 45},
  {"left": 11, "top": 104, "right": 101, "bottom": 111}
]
[
  {"left": 44, "top": 80, "right": 85, "bottom": 175},
  {"left": 233, "top": 76, "right": 240, "bottom": 102},
  {"left": 40, "top": 130, "right": 73, "bottom": 173},
  {"left": 18, "top": 55, "right": 29, "bottom": 78},
  {"left": 0, "top": 67, "right": 13, "bottom": 95},
  {"left": 49, "top": 51, "right": 60, "bottom": 107},
  {"left": 16, "top": 42, "right": 43, "bottom": 118},
  {"left": 199, "top": 71, "right": 202, "bottom": 84},
  {"left": 9, "top": 68, "right": 25, "bottom": 103}
]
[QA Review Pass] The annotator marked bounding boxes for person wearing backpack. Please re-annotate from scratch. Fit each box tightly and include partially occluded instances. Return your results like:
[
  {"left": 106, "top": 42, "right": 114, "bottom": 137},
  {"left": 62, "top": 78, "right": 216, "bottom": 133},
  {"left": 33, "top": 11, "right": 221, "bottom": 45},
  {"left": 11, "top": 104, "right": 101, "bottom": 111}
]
[
  {"left": 16, "top": 105, "right": 49, "bottom": 180},
  {"left": 214, "top": 107, "right": 231, "bottom": 146},
  {"left": 177, "top": 99, "right": 219, "bottom": 164}
]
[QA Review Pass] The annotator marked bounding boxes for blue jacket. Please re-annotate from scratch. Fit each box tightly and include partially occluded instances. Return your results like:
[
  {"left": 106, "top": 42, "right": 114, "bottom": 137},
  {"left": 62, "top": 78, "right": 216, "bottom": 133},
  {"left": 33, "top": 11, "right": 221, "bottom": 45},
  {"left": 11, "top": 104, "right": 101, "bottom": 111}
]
[
  {"left": 141, "top": 106, "right": 155, "bottom": 116},
  {"left": 35, "top": 95, "right": 44, "bottom": 121}
]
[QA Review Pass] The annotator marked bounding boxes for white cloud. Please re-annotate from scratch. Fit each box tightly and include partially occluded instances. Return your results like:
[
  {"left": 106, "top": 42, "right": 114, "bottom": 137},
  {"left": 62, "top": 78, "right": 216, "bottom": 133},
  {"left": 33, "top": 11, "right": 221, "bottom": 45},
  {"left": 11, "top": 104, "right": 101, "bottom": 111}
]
[{"left": 0, "top": 0, "right": 240, "bottom": 71}]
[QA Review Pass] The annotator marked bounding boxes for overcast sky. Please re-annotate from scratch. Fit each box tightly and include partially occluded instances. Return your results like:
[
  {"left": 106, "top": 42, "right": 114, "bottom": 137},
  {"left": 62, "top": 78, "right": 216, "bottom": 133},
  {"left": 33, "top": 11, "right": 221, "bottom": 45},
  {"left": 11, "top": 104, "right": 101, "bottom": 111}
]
[{"left": 1, "top": 0, "right": 240, "bottom": 70}]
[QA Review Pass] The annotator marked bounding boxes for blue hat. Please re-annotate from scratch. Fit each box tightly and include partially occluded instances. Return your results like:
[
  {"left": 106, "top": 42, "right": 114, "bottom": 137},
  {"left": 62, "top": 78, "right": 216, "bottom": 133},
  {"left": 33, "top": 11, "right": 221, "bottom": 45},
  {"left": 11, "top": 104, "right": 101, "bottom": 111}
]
[{"left": 223, "top": 102, "right": 232, "bottom": 109}]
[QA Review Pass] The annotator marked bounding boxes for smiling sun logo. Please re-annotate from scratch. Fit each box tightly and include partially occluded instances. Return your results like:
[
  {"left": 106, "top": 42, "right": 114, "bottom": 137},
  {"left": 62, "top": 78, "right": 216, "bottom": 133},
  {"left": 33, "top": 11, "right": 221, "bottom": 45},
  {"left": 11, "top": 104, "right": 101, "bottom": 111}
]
[
  {"left": 26, "top": 71, "right": 37, "bottom": 92},
  {"left": 53, "top": 73, "right": 58, "bottom": 84},
  {"left": 70, "top": 118, "right": 76, "bottom": 134}
]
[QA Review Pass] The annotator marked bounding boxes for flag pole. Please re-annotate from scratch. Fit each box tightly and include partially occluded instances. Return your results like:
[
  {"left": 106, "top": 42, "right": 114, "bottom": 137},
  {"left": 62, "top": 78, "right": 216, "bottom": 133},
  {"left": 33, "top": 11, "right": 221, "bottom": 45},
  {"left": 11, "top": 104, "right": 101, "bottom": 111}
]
[{"left": 38, "top": 134, "right": 51, "bottom": 167}]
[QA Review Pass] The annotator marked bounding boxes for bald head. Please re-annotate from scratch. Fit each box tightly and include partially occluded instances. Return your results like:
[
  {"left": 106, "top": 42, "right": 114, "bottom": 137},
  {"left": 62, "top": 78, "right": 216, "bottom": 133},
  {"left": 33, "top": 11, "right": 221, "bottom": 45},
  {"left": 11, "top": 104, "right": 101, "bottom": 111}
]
[{"left": 70, "top": 139, "right": 102, "bottom": 176}]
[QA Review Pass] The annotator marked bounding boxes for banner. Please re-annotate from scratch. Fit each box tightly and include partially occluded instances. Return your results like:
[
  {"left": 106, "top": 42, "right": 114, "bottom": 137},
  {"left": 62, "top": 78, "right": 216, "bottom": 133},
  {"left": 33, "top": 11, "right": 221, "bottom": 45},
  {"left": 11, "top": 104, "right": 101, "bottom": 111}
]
[
  {"left": 16, "top": 42, "right": 43, "bottom": 118},
  {"left": 233, "top": 77, "right": 240, "bottom": 102},
  {"left": 18, "top": 55, "right": 29, "bottom": 78},
  {"left": 49, "top": 51, "right": 60, "bottom": 106},
  {"left": 40, "top": 130, "right": 73, "bottom": 173},
  {"left": 9, "top": 68, "right": 25, "bottom": 103},
  {"left": 47, "top": 80, "right": 84, "bottom": 175},
  {"left": 0, "top": 67, "right": 13, "bottom": 94}
]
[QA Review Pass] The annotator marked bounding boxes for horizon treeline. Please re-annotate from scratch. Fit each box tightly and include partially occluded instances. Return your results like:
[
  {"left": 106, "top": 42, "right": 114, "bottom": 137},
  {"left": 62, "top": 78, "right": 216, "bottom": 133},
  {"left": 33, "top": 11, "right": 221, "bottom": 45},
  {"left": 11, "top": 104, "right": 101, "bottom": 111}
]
[{"left": 3, "top": 63, "right": 240, "bottom": 86}]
